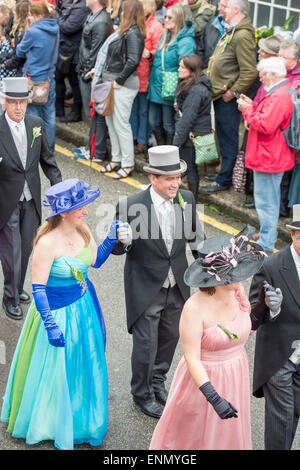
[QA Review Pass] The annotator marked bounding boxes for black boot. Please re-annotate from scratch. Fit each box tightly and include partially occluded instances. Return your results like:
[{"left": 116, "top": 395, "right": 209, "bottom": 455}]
[
  {"left": 60, "top": 111, "right": 82, "bottom": 123},
  {"left": 166, "top": 133, "right": 174, "bottom": 145},
  {"left": 244, "top": 194, "right": 255, "bottom": 209},
  {"left": 153, "top": 130, "right": 165, "bottom": 146},
  {"left": 188, "top": 181, "right": 199, "bottom": 201},
  {"left": 56, "top": 107, "right": 65, "bottom": 118}
]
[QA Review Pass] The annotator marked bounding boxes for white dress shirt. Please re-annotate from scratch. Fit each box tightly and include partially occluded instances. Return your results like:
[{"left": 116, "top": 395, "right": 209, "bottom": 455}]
[
  {"left": 5, "top": 112, "right": 26, "bottom": 142},
  {"left": 150, "top": 186, "right": 176, "bottom": 288},
  {"left": 5, "top": 112, "right": 31, "bottom": 201}
]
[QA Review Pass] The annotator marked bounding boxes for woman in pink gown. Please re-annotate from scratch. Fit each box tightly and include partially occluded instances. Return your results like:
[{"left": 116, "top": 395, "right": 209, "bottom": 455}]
[{"left": 150, "top": 228, "right": 267, "bottom": 450}]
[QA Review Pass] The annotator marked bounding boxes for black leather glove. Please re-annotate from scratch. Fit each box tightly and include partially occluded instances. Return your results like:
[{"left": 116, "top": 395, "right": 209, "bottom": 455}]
[{"left": 199, "top": 381, "right": 238, "bottom": 419}]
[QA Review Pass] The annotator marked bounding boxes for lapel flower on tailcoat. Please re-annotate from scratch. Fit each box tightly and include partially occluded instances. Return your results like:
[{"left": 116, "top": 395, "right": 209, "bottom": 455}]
[
  {"left": 30, "top": 126, "right": 42, "bottom": 148},
  {"left": 178, "top": 191, "right": 187, "bottom": 222}
]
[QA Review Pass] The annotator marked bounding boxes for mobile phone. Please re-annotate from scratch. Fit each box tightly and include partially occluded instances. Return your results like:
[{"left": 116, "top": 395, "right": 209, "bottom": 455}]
[{"left": 234, "top": 91, "right": 240, "bottom": 99}]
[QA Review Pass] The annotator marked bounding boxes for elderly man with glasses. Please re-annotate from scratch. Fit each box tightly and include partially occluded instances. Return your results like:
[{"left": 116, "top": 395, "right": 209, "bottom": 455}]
[{"left": 0, "top": 77, "right": 61, "bottom": 320}]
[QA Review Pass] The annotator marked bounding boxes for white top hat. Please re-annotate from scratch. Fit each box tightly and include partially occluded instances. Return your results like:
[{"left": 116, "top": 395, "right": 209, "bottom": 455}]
[
  {"left": 143, "top": 145, "right": 187, "bottom": 175},
  {"left": 0, "top": 77, "right": 29, "bottom": 99},
  {"left": 286, "top": 204, "right": 300, "bottom": 231}
]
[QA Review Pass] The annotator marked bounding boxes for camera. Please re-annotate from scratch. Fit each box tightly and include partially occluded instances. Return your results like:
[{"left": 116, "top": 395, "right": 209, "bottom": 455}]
[{"left": 234, "top": 91, "right": 240, "bottom": 99}]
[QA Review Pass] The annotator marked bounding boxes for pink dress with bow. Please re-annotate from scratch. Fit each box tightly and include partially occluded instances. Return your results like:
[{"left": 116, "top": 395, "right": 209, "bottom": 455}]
[{"left": 149, "top": 283, "right": 252, "bottom": 450}]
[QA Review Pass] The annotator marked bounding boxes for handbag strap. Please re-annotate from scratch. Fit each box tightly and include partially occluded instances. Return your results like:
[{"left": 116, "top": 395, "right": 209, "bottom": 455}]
[
  {"left": 189, "top": 129, "right": 215, "bottom": 142},
  {"left": 161, "top": 47, "right": 165, "bottom": 72},
  {"left": 25, "top": 34, "right": 58, "bottom": 79}
]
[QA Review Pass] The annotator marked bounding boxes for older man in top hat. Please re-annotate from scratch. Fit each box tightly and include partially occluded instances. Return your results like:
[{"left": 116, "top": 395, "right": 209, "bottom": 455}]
[
  {"left": 112, "top": 145, "right": 205, "bottom": 418},
  {"left": 249, "top": 203, "right": 300, "bottom": 449},
  {"left": 0, "top": 77, "right": 61, "bottom": 320}
]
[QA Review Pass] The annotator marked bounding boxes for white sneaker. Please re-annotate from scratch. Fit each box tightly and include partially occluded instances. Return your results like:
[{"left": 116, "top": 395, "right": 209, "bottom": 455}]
[{"left": 72, "top": 147, "right": 90, "bottom": 160}]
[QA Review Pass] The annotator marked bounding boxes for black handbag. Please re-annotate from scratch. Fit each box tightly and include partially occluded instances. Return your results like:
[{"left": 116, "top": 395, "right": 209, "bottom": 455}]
[{"left": 56, "top": 51, "right": 73, "bottom": 74}]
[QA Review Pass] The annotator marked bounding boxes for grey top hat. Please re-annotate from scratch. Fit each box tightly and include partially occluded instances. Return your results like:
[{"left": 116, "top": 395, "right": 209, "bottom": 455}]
[
  {"left": 286, "top": 204, "right": 300, "bottom": 231},
  {"left": 258, "top": 35, "right": 283, "bottom": 55},
  {"left": 143, "top": 145, "right": 187, "bottom": 175},
  {"left": 0, "top": 77, "right": 29, "bottom": 99}
]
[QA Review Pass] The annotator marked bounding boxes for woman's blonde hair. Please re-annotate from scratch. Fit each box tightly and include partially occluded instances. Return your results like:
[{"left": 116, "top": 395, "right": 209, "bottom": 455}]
[
  {"left": 118, "top": 0, "right": 146, "bottom": 37},
  {"left": 159, "top": 3, "right": 185, "bottom": 51},
  {"left": 0, "top": 4, "right": 12, "bottom": 15},
  {"left": 11, "top": 1, "right": 29, "bottom": 39},
  {"left": 34, "top": 215, "right": 91, "bottom": 247},
  {"left": 142, "top": 0, "right": 156, "bottom": 16},
  {"left": 29, "top": 1, "right": 55, "bottom": 19}
]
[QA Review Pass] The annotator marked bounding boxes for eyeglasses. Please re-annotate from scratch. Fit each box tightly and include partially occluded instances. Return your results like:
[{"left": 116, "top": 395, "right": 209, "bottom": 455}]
[
  {"left": 6, "top": 99, "right": 27, "bottom": 107},
  {"left": 164, "top": 15, "right": 173, "bottom": 20}
]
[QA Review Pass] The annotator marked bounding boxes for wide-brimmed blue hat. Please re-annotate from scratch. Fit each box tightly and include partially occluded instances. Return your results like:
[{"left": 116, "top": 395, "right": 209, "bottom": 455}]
[{"left": 43, "top": 178, "right": 100, "bottom": 220}]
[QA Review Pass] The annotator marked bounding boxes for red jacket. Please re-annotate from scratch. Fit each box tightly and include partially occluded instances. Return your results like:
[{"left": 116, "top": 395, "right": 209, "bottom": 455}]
[
  {"left": 165, "top": 0, "right": 178, "bottom": 6},
  {"left": 243, "top": 81, "right": 295, "bottom": 173},
  {"left": 136, "top": 15, "right": 163, "bottom": 92},
  {"left": 30, "top": 0, "right": 57, "bottom": 5}
]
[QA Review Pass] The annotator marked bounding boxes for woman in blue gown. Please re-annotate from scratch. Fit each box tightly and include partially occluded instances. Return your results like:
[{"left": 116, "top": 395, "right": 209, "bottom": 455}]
[{"left": 1, "top": 178, "right": 124, "bottom": 450}]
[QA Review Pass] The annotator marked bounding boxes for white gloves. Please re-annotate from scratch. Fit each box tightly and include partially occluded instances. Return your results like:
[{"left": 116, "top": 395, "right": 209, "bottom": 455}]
[
  {"left": 117, "top": 222, "right": 132, "bottom": 246},
  {"left": 263, "top": 281, "right": 283, "bottom": 317}
]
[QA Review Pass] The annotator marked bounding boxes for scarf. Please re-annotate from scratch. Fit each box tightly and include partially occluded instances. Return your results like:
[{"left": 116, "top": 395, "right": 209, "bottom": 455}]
[{"left": 92, "top": 30, "right": 119, "bottom": 90}]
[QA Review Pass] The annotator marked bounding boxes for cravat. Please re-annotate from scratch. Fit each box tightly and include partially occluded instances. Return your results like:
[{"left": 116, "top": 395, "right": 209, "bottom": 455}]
[
  {"left": 159, "top": 200, "right": 173, "bottom": 252},
  {"left": 159, "top": 200, "right": 176, "bottom": 287},
  {"left": 14, "top": 124, "right": 22, "bottom": 144},
  {"left": 13, "top": 123, "right": 32, "bottom": 202}
]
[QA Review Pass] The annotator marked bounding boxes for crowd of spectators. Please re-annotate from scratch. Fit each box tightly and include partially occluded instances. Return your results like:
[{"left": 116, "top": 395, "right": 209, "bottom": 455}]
[{"left": 0, "top": 0, "right": 300, "bottom": 250}]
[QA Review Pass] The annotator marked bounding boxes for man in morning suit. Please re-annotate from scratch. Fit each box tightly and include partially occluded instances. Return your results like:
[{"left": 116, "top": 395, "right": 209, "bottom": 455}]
[
  {"left": 249, "top": 204, "right": 300, "bottom": 449},
  {"left": 0, "top": 77, "right": 62, "bottom": 320},
  {"left": 112, "top": 145, "right": 205, "bottom": 418}
]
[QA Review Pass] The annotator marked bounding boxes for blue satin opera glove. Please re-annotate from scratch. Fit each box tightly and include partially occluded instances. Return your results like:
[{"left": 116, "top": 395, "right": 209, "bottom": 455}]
[
  {"left": 32, "top": 283, "right": 65, "bottom": 347},
  {"left": 93, "top": 220, "right": 122, "bottom": 268}
]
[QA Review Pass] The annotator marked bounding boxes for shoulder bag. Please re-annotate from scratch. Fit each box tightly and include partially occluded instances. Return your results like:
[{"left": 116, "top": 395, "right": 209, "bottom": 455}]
[
  {"left": 91, "top": 81, "right": 114, "bottom": 116},
  {"left": 189, "top": 130, "right": 219, "bottom": 165},
  {"left": 26, "top": 34, "right": 58, "bottom": 105}
]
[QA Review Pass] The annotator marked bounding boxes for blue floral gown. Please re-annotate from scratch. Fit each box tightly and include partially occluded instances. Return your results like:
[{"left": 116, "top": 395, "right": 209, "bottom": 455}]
[{"left": 1, "top": 246, "right": 108, "bottom": 450}]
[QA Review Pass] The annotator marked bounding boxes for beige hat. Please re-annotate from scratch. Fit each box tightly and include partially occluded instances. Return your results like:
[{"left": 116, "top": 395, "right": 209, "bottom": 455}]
[
  {"left": 143, "top": 145, "right": 187, "bottom": 175},
  {"left": 286, "top": 204, "right": 300, "bottom": 231},
  {"left": 258, "top": 35, "right": 283, "bottom": 55}
]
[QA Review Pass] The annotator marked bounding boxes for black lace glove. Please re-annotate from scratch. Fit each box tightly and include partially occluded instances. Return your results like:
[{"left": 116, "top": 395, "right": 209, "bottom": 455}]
[{"left": 199, "top": 381, "right": 238, "bottom": 419}]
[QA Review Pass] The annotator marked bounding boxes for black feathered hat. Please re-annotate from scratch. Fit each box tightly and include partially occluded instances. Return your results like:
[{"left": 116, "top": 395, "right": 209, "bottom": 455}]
[{"left": 184, "top": 225, "right": 267, "bottom": 288}]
